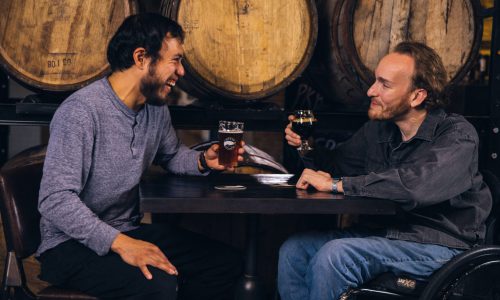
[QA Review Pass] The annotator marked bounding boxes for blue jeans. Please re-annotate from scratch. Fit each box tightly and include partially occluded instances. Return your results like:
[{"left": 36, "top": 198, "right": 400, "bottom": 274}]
[{"left": 277, "top": 229, "right": 462, "bottom": 300}]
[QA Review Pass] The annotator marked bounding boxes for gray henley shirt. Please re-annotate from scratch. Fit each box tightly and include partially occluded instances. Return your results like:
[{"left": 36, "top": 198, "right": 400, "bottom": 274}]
[{"left": 37, "top": 78, "right": 203, "bottom": 256}]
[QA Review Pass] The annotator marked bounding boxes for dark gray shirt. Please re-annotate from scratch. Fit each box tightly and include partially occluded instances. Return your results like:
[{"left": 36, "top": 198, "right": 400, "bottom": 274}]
[
  {"left": 314, "top": 109, "right": 492, "bottom": 249},
  {"left": 37, "top": 78, "right": 203, "bottom": 256}
]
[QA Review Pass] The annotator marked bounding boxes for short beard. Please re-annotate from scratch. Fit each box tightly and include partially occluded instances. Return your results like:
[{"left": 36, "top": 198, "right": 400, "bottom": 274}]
[
  {"left": 140, "top": 63, "right": 167, "bottom": 107},
  {"left": 368, "top": 95, "right": 412, "bottom": 121}
]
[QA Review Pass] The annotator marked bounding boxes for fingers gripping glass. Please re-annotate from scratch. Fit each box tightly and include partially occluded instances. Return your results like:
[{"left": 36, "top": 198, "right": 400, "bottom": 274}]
[{"left": 292, "top": 110, "right": 316, "bottom": 155}]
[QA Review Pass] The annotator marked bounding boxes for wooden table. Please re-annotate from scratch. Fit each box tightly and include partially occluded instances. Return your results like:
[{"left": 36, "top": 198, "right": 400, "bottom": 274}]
[{"left": 140, "top": 173, "right": 398, "bottom": 300}]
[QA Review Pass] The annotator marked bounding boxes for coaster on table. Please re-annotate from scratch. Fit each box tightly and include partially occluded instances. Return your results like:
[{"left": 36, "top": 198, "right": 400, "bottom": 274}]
[{"left": 214, "top": 185, "right": 247, "bottom": 191}]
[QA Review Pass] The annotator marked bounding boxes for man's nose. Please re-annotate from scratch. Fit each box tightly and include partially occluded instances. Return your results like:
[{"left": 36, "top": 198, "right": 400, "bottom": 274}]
[
  {"left": 367, "top": 82, "right": 377, "bottom": 97},
  {"left": 177, "top": 63, "right": 185, "bottom": 77}
]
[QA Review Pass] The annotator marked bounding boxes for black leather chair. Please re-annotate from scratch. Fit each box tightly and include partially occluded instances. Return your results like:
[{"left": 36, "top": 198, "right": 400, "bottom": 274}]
[
  {"left": 344, "top": 170, "right": 500, "bottom": 300},
  {"left": 0, "top": 145, "right": 97, "bottom": 300}
]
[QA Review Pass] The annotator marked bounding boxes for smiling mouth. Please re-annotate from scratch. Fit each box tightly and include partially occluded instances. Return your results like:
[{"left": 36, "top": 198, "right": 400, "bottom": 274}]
[{"left": 166, "top": 79, "right": 176, "bottom": 87}]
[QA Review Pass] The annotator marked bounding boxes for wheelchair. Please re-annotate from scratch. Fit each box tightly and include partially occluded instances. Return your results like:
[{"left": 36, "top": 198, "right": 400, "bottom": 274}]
[{"left": 343, "top": 170, "right": 500, "bottom": 300}]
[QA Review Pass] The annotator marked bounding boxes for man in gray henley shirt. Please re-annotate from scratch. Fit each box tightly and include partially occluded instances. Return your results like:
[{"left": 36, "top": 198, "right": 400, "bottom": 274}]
[{"left": 37, "top": 13, "right": 243, "bottom": 300}]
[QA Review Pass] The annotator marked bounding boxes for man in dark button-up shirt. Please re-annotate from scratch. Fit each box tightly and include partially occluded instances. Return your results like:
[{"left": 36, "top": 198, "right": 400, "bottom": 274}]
[{"left": 278, "top": 42, "right": 492, "bottom": 300}]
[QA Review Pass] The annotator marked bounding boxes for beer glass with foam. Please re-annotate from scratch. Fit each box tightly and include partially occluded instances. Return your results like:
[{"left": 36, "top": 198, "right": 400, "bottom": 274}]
[{"left": 218, "top": 120, "right": 244, "bottom": 167}]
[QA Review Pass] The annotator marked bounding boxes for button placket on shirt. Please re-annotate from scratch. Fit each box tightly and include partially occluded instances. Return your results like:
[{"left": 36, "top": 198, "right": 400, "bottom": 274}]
[
  {"left": 131, "top": 116, "right": 138, "bottom": 158},
  {"left": 389, "top": 140, "right": 407, "bottom": 167}
]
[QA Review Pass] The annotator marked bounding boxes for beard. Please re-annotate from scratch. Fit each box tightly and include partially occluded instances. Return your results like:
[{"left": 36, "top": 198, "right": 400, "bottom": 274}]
[
  {"left": 368, "top": 96, "right": 411, "bottom": 121},
  {"left": 140, "top": 64, "right": 169, "bottom": 106}
]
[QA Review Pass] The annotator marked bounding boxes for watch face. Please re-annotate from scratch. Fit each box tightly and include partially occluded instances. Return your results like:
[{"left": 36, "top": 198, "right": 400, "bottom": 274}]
[{"left": 332, "top": 179, "right": 340, "bottom": 193}]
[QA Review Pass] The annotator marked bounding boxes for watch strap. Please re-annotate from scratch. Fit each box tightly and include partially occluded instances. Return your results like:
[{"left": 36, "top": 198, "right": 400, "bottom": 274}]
[{"left": 199, "top": 150, "right": 211, "bottom": 173}]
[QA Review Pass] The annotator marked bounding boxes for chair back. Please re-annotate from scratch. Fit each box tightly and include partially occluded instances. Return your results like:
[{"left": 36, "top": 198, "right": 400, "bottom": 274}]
[{"left": 0, "top": 145, "right": 47, "bottom": 259}]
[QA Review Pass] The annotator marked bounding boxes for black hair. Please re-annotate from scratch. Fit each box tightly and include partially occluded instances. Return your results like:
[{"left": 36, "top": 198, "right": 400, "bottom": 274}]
[{"left": 107, "top": 13, "right": 184, "bottom": 72}]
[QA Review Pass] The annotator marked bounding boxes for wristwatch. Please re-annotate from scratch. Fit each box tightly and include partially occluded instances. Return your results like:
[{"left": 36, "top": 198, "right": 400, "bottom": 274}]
[
  {"left": 199, "top": 150, "right": 211, "bottom": 173},
  {"left": 332, "top": 180, "right": 339, "bottom": 193}
]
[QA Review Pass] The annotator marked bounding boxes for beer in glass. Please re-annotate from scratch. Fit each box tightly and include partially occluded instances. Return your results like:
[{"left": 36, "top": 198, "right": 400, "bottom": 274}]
[
  {"left": 292, "top": 110, "right": 316, "bottom": 154},
  {"left": 218, "top": 120, "right": 244, "bottom": 167}
]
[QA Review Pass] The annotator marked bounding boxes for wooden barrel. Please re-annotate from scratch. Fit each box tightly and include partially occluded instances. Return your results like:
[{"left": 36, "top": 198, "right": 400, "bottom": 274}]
[
  {"left": 0, "top": 0, "right": 138, "bottom": 92},
  {"left": 306, "top": 0, "right": 483, "bottom": 105},
  {"left": 161, "top": 0, "right": 317, "bottom": 101}
]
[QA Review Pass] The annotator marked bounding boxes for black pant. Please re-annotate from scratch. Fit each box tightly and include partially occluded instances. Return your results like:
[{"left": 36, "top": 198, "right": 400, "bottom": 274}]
[{"left": 38, "top": 223, "right": 243, "bottom": 300}]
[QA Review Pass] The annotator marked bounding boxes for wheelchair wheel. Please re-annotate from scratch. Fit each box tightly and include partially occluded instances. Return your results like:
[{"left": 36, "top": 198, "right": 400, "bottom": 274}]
[{"left": 419, "top": 247, "right": 500, "bottom": 300}]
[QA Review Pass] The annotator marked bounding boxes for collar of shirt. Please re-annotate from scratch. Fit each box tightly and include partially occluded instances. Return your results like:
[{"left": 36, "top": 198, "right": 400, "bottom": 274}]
[
  {"left": 102, "top": 78, "right": 144, "bottom": 120},
  {"left": 377, "top": 108, "right": 446, "bottom": 144}
]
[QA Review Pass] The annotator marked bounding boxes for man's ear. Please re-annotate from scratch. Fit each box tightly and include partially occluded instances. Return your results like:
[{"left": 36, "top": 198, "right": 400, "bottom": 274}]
[
  {"left": 410, "top": 89, "right": 428, "bottom": 108},
  {"left": 133, "top": 48, "right": 147, "bottom": 68}
]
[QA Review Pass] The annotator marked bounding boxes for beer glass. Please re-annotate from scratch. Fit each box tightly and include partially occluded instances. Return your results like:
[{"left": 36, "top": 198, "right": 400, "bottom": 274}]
[
  {"left": 292, "top": 110, "right": 316, "bottom": 154},
  {"left": 218, "top": 120, "right": 244, "bottom": 167}
]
